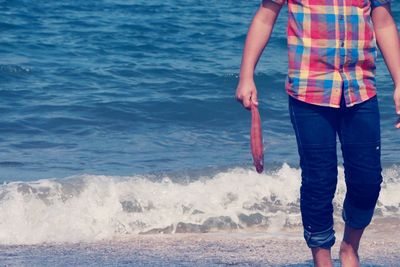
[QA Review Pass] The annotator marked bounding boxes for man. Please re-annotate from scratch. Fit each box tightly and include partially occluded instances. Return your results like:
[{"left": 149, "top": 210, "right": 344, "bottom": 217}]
[{"left": 235, "top": 0, "right": 400, "bottom": 266}]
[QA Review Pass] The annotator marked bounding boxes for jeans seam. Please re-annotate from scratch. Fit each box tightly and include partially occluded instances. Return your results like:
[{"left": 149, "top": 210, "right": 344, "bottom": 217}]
[{"left": 290, "top": 102, "right": 303, "bottom": 149}]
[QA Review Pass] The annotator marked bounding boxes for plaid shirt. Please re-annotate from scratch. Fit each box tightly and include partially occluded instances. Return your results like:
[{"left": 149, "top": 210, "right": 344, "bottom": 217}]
[{"left": 268, "top": 0, "right": 391, "bottom": 107}]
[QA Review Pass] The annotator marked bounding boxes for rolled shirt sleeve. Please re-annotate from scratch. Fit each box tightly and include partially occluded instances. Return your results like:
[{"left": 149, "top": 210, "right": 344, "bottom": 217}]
[{"left": 262, "top": 0, "right": 286, "bottom": 6}]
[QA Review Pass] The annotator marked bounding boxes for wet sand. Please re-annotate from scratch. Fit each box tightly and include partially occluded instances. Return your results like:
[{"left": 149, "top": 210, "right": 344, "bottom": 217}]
[{"left": 0, "top": 219, "right": 398, "bottom": 266}]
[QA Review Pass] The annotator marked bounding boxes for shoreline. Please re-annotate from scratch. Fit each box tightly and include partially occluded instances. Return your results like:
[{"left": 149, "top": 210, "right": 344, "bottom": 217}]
[{"left": 1, "top": 219, "right": 399, "bottom": 266}]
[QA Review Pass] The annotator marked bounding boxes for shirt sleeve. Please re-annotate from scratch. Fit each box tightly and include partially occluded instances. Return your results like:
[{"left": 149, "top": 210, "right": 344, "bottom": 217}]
[
  {"left": 262, "top": 0, "right": 286, "bottom": 6},
  {"left": 370, "top": 0, "right": 391, "bottom": 8}
]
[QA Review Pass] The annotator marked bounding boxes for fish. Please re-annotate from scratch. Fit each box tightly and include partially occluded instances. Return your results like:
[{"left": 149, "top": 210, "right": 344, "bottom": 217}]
[{"left": 250, "top": 102, "right": 264, "bottom": 173}]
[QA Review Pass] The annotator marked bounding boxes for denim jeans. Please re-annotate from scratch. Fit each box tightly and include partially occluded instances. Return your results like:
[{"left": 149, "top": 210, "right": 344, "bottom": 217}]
[{"left": 288, "top": 93, "right": 382, "bottom": 249}]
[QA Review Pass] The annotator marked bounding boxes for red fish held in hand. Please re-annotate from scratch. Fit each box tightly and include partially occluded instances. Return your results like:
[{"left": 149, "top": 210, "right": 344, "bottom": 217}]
[{"left": 250, "top": 102, "right": 264, "bottom": 173}]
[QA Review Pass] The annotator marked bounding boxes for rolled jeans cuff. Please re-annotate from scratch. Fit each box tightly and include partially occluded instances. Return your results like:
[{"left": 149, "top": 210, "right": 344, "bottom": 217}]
[
  {"left": 304, "top": 226, "right": 335, "bottom": 249},
  {"left": 342, "top": 199, "right": 375, "bottom": 229}
]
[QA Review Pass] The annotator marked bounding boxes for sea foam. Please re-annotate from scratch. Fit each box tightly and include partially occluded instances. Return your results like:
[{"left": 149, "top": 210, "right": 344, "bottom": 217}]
[{"left": 0, "top": 164, "right": 399, "bottom": 245}]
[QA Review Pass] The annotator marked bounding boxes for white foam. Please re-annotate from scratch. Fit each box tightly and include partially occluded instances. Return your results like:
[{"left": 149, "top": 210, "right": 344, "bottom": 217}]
[{"left": 0, "top": 163, "right": 398, "bottom": 245}]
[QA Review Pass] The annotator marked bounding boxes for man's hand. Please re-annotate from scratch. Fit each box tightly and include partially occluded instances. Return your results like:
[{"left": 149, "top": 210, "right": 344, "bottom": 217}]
[
  {"left": 394, "top": 86, "right": 400, "bottom": 128},
  {"left": 235, "top": 1, "right": 282, "bottom": 111},
  {"left": 372, "top": 4, "right": 400, "bottom": 128},
  {"left": 235, "top": 79, "right": 258, "bottom": 110}
]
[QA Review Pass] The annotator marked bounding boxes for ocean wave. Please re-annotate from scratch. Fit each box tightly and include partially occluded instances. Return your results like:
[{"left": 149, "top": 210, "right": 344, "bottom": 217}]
[
  {"left": 0, "top": 64, "right": 31, "bottom": 76},
  {"left": 0, "top": 164, "right": 399, "bottom": 245}
]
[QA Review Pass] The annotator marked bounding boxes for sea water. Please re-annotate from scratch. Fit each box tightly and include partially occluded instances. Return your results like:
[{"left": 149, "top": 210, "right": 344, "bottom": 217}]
[{"left": 0, "top": 0, "right": 399, "bottom": 254}]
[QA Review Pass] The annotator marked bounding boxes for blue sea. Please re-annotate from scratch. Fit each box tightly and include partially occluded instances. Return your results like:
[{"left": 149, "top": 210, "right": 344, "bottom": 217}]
[{"left": 0, "top": 0, "right": 399, "bottom": 265}]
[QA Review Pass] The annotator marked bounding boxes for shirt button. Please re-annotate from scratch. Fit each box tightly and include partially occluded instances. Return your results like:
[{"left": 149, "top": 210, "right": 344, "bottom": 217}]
[
  {"left": 339, "top": 14, "right": 344, "bottom": 20},
  {"left": 340, "top": 41, "right": 344, "bottom": 47}
]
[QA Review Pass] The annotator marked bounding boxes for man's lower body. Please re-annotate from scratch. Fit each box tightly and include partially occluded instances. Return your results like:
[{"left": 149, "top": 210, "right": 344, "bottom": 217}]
[{"left": 288, "top": 92, "right": 382, "bottom": 266}]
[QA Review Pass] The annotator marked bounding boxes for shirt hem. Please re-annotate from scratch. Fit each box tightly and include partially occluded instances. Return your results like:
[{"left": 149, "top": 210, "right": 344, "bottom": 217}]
[{"left": 286, "top": 91, "right": 377, "bottom": 109}]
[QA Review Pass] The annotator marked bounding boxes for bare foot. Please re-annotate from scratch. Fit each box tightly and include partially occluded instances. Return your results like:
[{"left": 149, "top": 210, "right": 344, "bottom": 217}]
[
  {"left": 339, "top": 241, "right": 360, "bottom": 267},
  {"left": 339, "top": 224, "right": 364, "bottom": 267},
  {"left": 311, "top": 247, "right": 333, "bottom": 267}
]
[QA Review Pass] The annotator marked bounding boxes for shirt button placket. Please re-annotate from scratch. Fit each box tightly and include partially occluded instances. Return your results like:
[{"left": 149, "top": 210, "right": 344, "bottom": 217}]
[
  {"left": 338, "top": 13, "right": 345, "bottom": 73},
  {"left": 337, "top": 0, "right": 346, "bottom": 105}
]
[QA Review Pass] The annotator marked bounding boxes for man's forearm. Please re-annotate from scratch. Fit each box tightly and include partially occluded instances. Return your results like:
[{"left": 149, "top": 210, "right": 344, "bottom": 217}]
[
  {"left": 372, "top": 5, "right": 400, "bottom": 86},
  {"left": 239, "top": 2, "right": 282, "bottom": 80}
]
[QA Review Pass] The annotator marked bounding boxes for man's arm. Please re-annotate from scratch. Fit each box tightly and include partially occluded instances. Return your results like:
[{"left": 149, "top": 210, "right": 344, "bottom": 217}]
[
  {"left": 236, "top": 0, "right": 283, "bottom": 110},
  {"left": 371, "top": 3, "right": 400, "bottom": 128}
]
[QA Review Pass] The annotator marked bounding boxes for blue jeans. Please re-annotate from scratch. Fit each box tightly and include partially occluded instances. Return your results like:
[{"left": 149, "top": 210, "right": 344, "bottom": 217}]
[{"left": 289, "top": 93, "right": 382, "bottom": 249}]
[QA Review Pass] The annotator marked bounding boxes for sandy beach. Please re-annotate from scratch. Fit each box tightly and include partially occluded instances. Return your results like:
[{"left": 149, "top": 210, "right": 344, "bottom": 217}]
[
  {"left": 1, "top": 219, "right": 398, "bottom": 266},
  {"left": 1, "top": 1, "right": 399, "bottom": 266}
]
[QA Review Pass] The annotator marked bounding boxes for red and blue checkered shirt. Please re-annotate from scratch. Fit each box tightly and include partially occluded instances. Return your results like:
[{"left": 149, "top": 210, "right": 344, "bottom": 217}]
[{"left": 268, "top": 0, "right": 391, "bottom": 107}]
